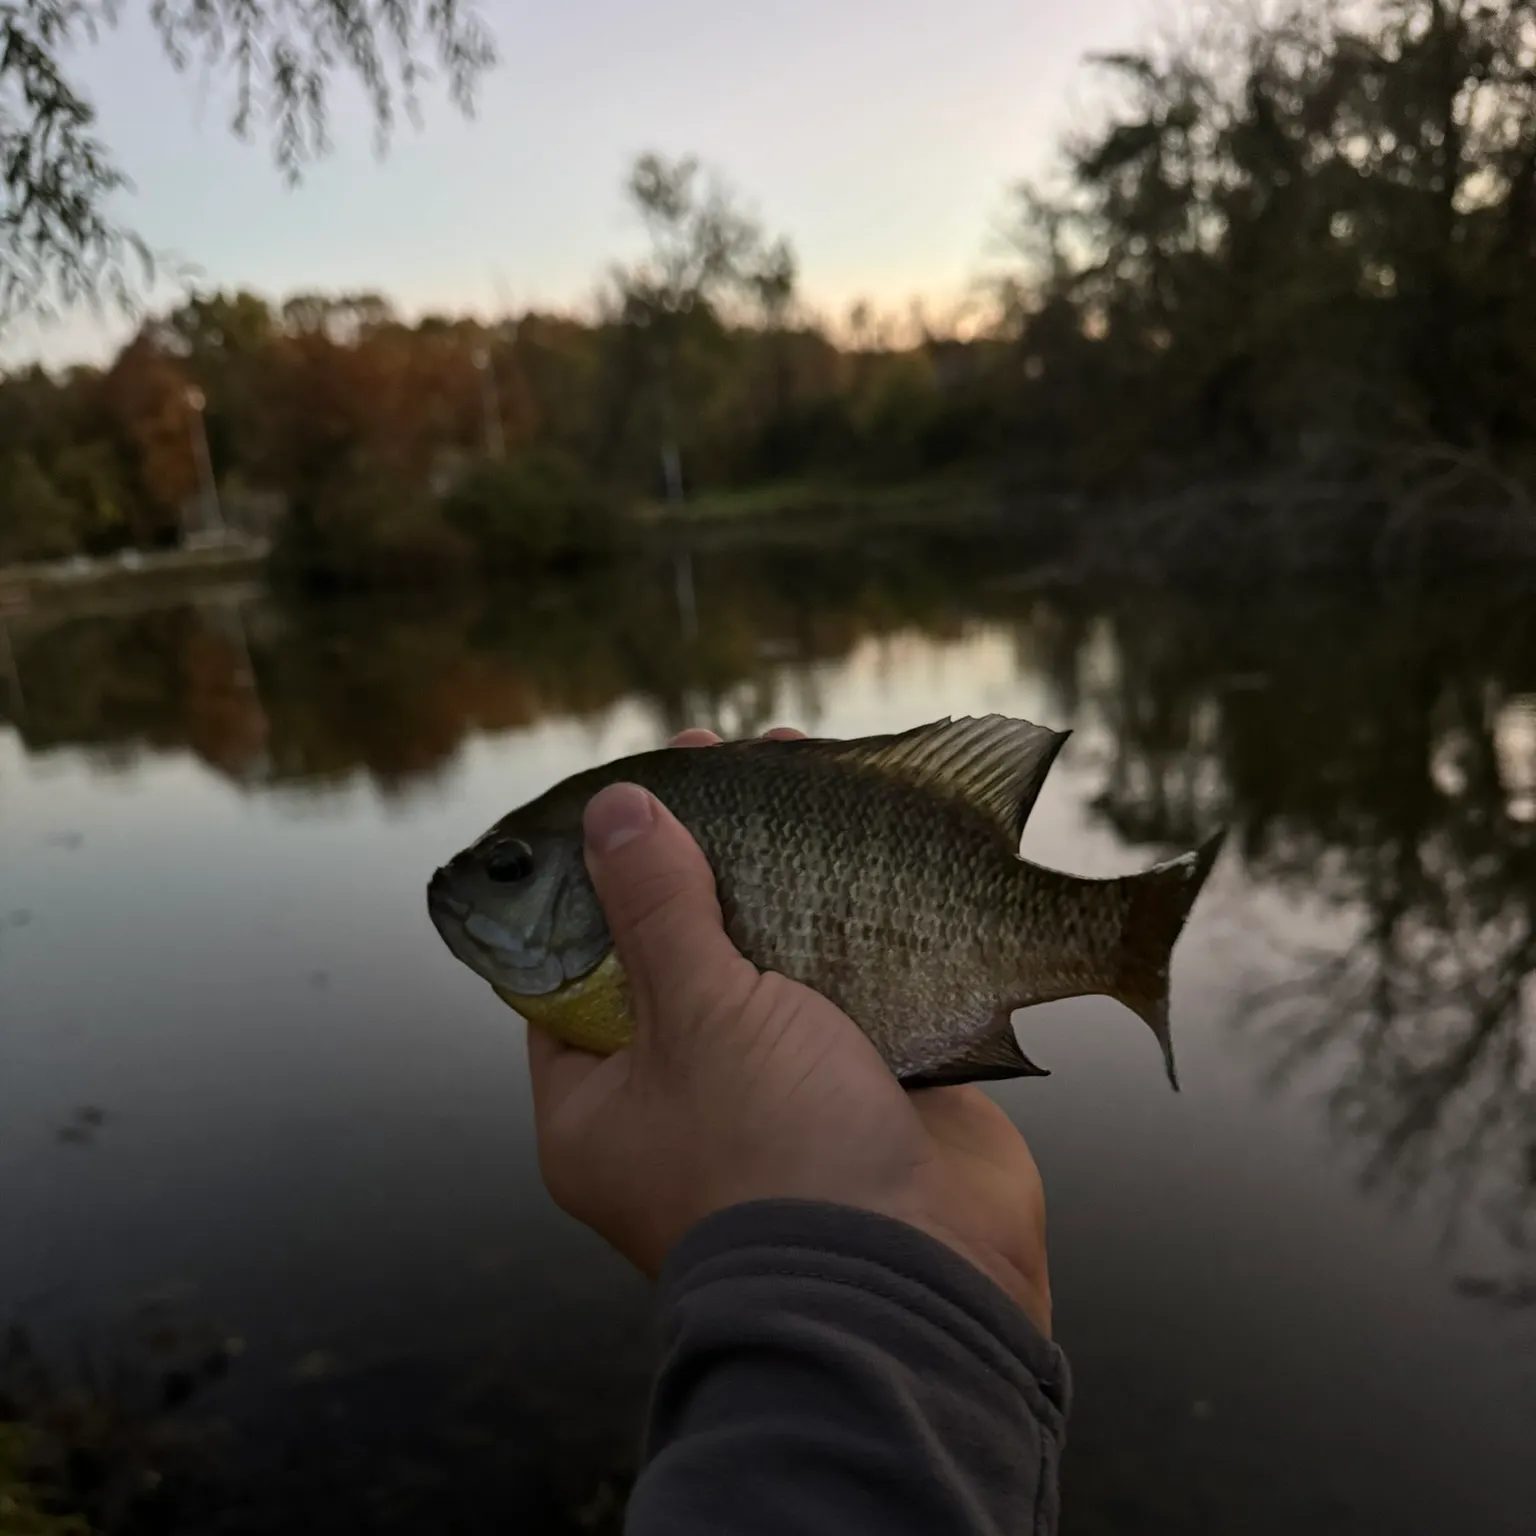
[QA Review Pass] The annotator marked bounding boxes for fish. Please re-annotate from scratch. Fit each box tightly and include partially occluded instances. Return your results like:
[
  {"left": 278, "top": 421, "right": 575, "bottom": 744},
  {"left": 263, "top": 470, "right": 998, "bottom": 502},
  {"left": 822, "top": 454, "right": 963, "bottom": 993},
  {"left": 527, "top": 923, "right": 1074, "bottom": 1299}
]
[{"left": 426, "top": 715, "right": 1224, "bottom": 1090}]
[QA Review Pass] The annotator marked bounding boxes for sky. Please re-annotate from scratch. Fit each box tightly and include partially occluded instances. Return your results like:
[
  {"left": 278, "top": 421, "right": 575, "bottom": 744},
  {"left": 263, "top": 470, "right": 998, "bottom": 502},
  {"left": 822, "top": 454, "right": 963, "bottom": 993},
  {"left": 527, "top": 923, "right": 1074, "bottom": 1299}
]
[{"left": 3, "top": 0, "right": 1163, "bottom": 369}]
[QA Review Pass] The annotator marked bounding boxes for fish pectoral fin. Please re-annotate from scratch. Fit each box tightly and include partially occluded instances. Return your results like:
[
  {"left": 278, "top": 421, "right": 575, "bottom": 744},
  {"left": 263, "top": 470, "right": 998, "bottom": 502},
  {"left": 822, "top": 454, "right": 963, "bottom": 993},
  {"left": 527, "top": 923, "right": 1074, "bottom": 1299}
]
[
  {"left": 806, "top": 714, "right": 1070, "bottom": 849},
  {"left": 899, "top": 1016, "right": 1049, "bottom": 1089}
]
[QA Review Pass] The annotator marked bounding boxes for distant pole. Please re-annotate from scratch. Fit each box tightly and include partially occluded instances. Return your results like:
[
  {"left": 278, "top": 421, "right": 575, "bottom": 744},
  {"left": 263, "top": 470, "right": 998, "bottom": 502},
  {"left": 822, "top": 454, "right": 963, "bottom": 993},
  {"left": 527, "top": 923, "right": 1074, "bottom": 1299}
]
[
  {"left": 184, "top": 386, "right": 226, "bottom": 537},
  {"left": 222, "top": 593, "right": 257, "bottom": 690},
  {"left": 674, "top": 547, "right": 697, "bottom": 643},
  {"left": 655, "top": 360, "right": 693, "bottom": 637},
  {"left": 473, "top": 346, "right": 505, "bottom": 460},
  {"left": 662, "top": 415, "right": 691, "bottom": 638},
  {"left": 661, "top": 443, "right": 685, "bottom": 504},
  {"left": 657, "top": 361, "right": 684, "bottom": 506},
  {"left": 0, "top": 607, "right": 23, "bottom": 719}
]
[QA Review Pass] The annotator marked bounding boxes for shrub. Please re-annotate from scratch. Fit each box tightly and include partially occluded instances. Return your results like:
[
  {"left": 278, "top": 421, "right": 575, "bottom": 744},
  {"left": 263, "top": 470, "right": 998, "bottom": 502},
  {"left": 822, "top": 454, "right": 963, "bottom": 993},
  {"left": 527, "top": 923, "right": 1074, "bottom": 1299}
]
[
  {"left": 444, "top": 450, "right": 619, "bottom": 571},
  {"left": 0, "top": 454, "right": 80, "bottom": 565},
  {"left": 273, "top": 469, "right": 473, "bottom": 591}
]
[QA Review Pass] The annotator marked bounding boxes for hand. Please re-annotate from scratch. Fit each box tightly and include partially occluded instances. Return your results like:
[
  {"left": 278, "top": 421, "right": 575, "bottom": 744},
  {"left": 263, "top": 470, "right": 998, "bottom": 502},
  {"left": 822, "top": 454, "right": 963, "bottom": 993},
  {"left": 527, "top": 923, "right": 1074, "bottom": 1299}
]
[{"left": 524, "top": 727, "right": 1053, "bottom": 1336}]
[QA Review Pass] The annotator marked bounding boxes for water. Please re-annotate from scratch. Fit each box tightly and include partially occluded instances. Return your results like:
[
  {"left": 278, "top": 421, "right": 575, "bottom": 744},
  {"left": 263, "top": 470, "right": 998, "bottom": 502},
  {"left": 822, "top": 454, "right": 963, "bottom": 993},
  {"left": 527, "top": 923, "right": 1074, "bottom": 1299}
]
[{"left": 1, "top": 537, "right": 1533, "bottom": 1534}]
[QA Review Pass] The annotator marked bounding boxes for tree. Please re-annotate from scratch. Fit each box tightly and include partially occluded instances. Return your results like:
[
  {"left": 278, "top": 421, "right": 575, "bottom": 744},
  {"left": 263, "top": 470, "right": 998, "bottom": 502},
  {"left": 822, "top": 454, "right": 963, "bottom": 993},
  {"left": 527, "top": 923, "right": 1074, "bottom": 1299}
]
[
  {"left": 0, "top": 2, "right": 496, "bottom": 322},
  {"left": 100, "top": 329, "right": 195, "bottom": 541},
  {"left": 444, "top": 449, "right": 617, "bottom": 570},
  {"left": 0, "top": 449, "right": 77, "bottom": 561},
  {"left": 998, "top": 0, "right": 1536, "bottom": 484},
  {"left": 159, "top": 291, "right": 277, "bottom": 358},
  {"left": 608, "top": 152, "right": 797, "bottom": 501}
]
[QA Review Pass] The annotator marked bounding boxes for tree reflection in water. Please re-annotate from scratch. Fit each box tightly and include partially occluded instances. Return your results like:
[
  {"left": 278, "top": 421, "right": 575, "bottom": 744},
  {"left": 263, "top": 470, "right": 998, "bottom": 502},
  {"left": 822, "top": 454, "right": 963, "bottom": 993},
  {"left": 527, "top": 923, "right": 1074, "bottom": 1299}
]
[
  {"left": 4, "top": 550, "right": 1534, "bottom": 1305},
  {"left": 1072, "top": 586, "right": 1536, "bottom": 1307}
]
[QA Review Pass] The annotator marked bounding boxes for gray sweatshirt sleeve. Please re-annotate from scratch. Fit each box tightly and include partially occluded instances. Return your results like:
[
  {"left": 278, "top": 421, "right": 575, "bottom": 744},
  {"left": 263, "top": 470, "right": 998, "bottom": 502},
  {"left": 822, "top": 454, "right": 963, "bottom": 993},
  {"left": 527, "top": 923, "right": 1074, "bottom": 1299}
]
[{"left": 625, "top": 1200, "right": 1071, "bottom": 1536}]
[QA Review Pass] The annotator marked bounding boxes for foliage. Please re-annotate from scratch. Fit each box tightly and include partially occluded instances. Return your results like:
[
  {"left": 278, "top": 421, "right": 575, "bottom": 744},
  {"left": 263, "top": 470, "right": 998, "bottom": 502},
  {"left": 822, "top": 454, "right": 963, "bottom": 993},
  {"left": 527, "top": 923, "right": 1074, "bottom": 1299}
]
[
  {"left": 1001, "top": 0, "right": 1536, "bottom": 490},
  {"left": 0, "top": 451, "right": 78, "bottom": 563},
  {"left": 12, "top": 0, "right": 1536, "bottom": 588},
  {"left": 444, "top": 451, "right": 619, "bottom": 571},
  {"left": 273, "top": 466, "right": 473, "bottom": 592},
  {"left": 0, "top": 166, "right": 998, "bottom": 584},
  {"left": 0, "top": 2, "right": 495, "bottom": 319},
  {"left": 0, "top": 2, "right": 142, "bottom": 321},
  {"left": 0, "top": 1311, "right": 243, "bottom": 1536},
  {"left": 0, "top": 1422, "right": 91, "bottom": 1534}
]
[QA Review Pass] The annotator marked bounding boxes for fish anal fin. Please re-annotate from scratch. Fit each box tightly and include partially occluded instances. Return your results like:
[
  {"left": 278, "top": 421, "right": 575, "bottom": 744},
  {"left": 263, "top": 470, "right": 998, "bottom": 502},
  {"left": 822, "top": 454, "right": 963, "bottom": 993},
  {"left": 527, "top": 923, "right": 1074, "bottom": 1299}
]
[
  {"left": 806, "top": 714, "right": 1070, "bottom": 847},
  {"left": 899, "top": 1016, "right": 1049, "bottom": 1090}
]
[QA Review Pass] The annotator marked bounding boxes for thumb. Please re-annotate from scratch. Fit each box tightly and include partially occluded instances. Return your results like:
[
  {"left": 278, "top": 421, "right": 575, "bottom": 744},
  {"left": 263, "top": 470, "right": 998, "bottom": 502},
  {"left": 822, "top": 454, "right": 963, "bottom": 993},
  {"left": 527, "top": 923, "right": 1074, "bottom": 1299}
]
[{"left": 583, "top": 783, "right": 756, "bottom": 1048}]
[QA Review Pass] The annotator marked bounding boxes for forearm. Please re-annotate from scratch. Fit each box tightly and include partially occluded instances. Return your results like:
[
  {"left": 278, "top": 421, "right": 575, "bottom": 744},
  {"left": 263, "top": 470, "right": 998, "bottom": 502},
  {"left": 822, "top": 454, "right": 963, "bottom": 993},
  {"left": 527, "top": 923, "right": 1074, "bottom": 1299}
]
[{"left": 627, "top": 1201, "right": 1071, "bottom": 1536}]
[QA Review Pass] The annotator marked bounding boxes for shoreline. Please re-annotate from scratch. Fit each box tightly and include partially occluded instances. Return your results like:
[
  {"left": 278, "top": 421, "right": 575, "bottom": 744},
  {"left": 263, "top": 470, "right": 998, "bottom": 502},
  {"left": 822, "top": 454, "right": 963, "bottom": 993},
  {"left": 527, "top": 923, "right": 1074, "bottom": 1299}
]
[{"left": 0, "top": 536, "right": 271, "bottom": 616}]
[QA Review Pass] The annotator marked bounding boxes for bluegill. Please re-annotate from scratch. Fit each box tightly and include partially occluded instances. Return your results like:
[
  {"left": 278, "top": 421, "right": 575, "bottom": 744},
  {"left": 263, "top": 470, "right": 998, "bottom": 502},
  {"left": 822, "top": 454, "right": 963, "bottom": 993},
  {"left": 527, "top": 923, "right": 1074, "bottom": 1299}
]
[{"left": 426, "top": 715, "right": 1222, "bottom": 1088}]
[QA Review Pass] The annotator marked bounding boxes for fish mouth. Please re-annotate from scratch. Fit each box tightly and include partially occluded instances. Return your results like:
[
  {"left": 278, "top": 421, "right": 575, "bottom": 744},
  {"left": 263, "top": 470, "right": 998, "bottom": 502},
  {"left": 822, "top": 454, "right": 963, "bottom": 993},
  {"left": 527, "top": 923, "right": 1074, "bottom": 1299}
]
[
  {"left": 427, "top": 867, "right": 470, "bottom": 922},
  {"left": 427, "top": 867, "right": 486, "bottom": 961}
]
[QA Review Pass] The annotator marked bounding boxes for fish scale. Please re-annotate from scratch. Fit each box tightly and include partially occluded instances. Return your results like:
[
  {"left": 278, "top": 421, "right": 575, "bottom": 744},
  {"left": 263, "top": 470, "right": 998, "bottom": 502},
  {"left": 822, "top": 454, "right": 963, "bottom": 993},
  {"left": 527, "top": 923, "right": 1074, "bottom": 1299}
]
[{"left": 673, "top": 751, "right": 1005, "bottom": 1071}]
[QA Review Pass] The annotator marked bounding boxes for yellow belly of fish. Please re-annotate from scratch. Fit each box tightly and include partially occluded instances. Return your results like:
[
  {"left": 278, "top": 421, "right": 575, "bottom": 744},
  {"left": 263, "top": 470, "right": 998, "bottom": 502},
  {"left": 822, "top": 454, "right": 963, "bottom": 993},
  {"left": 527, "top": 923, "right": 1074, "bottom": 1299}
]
[{"left": 493, "top": 948, "right": 634, "bottom": 1055}]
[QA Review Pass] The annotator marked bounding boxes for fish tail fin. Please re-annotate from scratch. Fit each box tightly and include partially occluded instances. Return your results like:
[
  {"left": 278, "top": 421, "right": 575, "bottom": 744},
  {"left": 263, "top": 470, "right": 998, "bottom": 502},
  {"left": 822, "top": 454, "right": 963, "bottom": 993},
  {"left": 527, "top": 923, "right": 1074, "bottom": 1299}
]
[{"left": 1111, "top": 830, "right": 1226, "bottom": 1092}]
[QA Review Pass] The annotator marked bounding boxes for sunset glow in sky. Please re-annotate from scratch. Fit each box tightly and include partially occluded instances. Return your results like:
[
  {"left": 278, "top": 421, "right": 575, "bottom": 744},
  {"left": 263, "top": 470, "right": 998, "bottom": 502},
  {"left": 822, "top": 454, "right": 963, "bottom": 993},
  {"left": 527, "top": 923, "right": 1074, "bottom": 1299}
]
[{"left": 5, "top": 0, "right": 1160, "bottom": 367}]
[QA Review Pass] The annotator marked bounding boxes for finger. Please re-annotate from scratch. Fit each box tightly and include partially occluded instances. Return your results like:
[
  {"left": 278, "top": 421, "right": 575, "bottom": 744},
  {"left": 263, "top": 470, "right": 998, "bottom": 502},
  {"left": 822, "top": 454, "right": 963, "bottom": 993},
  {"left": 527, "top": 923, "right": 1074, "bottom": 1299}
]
[
  {"left": 583, "top": 783, "right": 756, "bottom": 1047},
  {"left": 761, "top": 726, "right": 805, "bottom": 741},
  {"left": 525, "top": 1023, "right": 605, "bottom": 1122},
  {"left": 669, "top": 728, "right": 720, "bottom": 748}
]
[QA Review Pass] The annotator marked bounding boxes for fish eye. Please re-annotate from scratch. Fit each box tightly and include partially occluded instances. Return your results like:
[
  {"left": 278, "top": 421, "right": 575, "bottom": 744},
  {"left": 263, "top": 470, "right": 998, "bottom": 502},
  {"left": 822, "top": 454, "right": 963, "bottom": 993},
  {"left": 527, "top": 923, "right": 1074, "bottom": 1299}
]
[{"left": 485, "top": 840, "right": 535, "bottom": 884}]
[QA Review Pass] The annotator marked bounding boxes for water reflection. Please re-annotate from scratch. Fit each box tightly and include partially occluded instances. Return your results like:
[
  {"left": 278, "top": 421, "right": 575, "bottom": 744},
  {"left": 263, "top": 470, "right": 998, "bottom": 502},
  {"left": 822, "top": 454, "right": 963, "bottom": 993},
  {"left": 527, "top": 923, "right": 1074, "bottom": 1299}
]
[
  {"left": 1071, "top": 588, "right": 1536, "bottom": 1305},
  {"left": 5, "top": 561, "right": 1535, "bottom": 1298},
  {"left": 3, "top": 546, "right": 1535, "bottom": 1530},
  {"left": 0, "top": 546, "right": 994, "bottom": 792}
]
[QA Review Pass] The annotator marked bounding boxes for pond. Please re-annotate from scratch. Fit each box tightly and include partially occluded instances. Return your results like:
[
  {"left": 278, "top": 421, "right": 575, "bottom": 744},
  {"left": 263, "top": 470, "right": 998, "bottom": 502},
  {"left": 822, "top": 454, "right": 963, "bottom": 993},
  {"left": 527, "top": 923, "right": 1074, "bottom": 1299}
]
[{"left": 2, "top": 534, "right": 1533, "bottom": 1534}]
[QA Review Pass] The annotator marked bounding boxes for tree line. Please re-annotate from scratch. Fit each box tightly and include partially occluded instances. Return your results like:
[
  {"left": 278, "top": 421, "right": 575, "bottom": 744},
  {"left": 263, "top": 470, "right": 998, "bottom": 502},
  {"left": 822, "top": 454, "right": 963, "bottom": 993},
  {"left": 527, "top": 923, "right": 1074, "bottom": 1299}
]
[
  {"left": 1001, "top": 0, "right": 1536, "bottom": 485},
  {"left": 5, "top": 1, "right": 1536, "bottom": 581},
  {"left": 0, "top": 148, "right": 1010, "bottom": 581}
]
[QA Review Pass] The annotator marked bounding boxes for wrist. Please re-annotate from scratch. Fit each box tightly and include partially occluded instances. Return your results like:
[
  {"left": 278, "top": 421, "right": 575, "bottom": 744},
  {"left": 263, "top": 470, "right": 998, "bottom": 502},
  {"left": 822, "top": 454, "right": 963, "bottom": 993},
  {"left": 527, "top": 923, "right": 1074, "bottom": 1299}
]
[
  {"left": 661, "top": 1198, "right": 1056, "bottom": 1350},
  {"left": 895, "top": 1212, "right": 1052, "bottom": 1338}
]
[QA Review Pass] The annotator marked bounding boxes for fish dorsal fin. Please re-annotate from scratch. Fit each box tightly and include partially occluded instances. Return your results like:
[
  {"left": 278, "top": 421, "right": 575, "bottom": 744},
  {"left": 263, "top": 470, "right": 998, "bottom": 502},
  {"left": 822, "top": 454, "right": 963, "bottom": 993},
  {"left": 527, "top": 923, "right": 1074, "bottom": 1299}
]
[{"left": 812, "top": 714, "right": 1069, "bottom": 848}]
